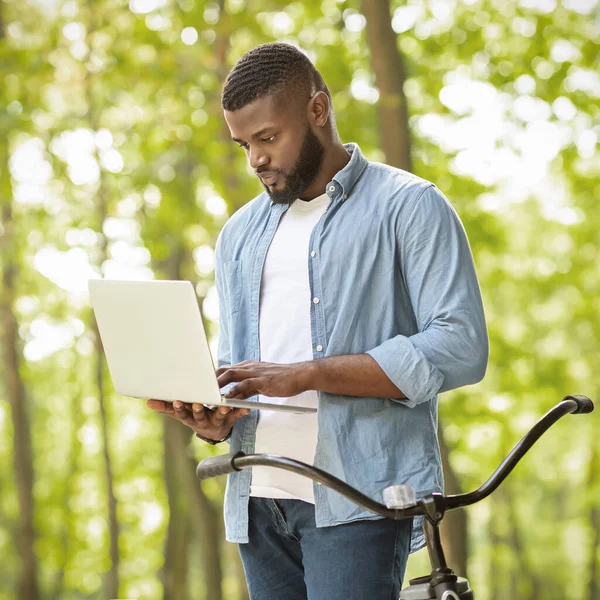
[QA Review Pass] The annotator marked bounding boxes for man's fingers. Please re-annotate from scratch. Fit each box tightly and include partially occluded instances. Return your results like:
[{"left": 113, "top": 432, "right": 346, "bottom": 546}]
[
  {"left": 171, "top": 401, "right": 197, "bottom": 427},
  {"left": 215, "top": 360, "right": 255, "bottom": 377},
  {"left": 147, "top": 399, "right": 173, "bottom": 414},
  {"left": 216, "top": 369, "right": 239, "bottom": 387},
  {"left": 228, "top": 407, "right": 251, "bottom": 421},
  {"left": 192, "top": 403, "right": 206, "bottom": 423},
  {"left": 217, "top": 367, "right": 258, "bottom": 388},
  {"left": 220, "top": 400, "right": 251, "bottom": 421},
  {"left": 211, "top": 405, "right": 232, "bottom": 424},
  {"left": 226, "top": 378, "right": 262, "bottom": 400},
  {"left": 147, "top": 398, "right": 249, "bottom": 439},
  {"left": 207, "top": 404, "right": 251, "bottom": 425}
]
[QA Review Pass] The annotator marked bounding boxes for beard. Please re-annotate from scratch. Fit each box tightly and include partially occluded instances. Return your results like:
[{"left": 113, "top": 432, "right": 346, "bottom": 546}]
[{"left": 260, "top": 125, "right": 325, "bottom": 205}]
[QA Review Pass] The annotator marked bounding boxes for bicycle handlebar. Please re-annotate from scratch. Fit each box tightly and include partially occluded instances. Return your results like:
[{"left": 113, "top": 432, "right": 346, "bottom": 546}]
[
  {"left": 196, "top": 395, "right": 593, "bottom": 520},
  {"left": 568, "top": 394, "right": 594, "bottom": 413},
  {"left": 443, "top": 394, "right": 593, "bottom": 511},
  {"left": 195, "top": 451, "right": 245, "bottom": 479}
]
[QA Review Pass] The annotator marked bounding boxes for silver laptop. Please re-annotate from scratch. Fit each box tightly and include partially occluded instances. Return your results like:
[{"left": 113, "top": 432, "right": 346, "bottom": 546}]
[{"left": 88, "top": 279, "right": 316, "bottom": 414}]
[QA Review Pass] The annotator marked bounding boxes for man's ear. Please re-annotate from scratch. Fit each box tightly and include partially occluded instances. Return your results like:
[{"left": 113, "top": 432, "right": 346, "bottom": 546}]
[{"left": 308, "top": 91, "right": 330, "bottom": 128}]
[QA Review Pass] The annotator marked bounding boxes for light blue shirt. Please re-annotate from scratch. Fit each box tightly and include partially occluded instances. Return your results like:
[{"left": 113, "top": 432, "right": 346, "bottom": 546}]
[{"left": 214, "top": 143, "right": 488, "bottom": 552}]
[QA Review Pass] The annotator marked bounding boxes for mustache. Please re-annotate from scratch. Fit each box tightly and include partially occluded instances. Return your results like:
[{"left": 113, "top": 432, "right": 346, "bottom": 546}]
[{"left": 255, "top": 166, "right": 283, "bottom": 176}]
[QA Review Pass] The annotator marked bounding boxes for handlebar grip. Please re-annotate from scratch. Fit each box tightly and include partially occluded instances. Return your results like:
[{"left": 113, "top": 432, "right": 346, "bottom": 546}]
[
  {"left": 196, "top": 452, "right": 244, "bottom": 480},
  {"left": 564, "top": 394, "right": 594, "bottom": 414}
]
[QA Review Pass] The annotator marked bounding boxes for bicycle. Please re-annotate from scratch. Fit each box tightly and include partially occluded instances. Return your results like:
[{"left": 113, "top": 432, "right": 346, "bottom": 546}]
[{"left": 196, "top": 394, "right": 594, "bottom": 599}]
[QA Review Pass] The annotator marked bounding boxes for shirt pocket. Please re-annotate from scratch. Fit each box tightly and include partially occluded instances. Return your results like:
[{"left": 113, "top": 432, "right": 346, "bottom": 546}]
[{"left": 223, "top": 260, "right": 243, "bottom": 315}]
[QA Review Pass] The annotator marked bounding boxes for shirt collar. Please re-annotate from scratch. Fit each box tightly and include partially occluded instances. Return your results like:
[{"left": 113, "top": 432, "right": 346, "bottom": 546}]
[
  {"left": 269, "top": 142, "right": 368, "bottom": 208},
  {"left": 331, "top": 142, "right": 368, "bottom": 201}
]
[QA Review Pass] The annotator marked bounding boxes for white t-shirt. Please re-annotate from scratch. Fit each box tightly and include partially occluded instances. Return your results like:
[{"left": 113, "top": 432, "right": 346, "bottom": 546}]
[{"left": 250, "top": 192, "right": 331, "bottom": 503}]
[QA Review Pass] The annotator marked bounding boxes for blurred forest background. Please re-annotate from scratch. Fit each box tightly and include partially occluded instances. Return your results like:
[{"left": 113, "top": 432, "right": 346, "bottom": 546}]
[{"left": 0, "top": 0, "right": 598, "bottom": 599}]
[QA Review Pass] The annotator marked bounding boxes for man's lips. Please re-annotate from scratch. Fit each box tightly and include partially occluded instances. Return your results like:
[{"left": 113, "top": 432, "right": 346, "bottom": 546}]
[{"left": 257, "top": 172, "right": 279, "bottom": 184}]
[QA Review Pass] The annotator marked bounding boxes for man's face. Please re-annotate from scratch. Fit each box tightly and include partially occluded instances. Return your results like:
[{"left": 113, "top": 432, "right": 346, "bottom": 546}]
[{"left": 224, "top": 94, "right": 325, "bottom": 205}]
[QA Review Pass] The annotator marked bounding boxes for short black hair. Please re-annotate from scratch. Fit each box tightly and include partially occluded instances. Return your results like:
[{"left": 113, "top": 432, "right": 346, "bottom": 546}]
[{"left": 221, "top": 43, "right": 331, "bottom": 112}]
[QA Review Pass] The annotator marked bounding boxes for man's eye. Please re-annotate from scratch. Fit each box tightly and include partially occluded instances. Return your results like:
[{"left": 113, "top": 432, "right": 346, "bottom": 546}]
[
  {"left": 237, "top": 143, "right": 249, "bottom": 150},
  {"left": 262, "top": 135, "right": 276, "bottom": 143}
]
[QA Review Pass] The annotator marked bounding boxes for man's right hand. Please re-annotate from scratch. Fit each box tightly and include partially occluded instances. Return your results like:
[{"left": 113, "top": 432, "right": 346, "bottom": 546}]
[{"left": 146, "top": 399, "right": 250, "bottom": 442}]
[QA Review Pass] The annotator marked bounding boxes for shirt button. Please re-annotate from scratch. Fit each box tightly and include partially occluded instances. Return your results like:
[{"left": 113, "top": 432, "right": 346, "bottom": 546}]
[
  {"left": 316, "top": 344, "right": 323, "bottom": 351},
  {"left": 313, "top": 297, "right": 320, "bottom": 304},
  {"left": 344, "top": 194, "right": 348, "bottom": 200},
  {"left": 328, "top": 185, "right": 335, "bottom": 192},
  {"left": 311, "top": 250, "right": 316, "bottom": 257}
]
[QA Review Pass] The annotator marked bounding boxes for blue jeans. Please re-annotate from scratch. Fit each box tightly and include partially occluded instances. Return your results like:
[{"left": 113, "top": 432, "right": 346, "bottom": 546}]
[{"left": 238, "top": 498, "right": 412, "bottom": 600}]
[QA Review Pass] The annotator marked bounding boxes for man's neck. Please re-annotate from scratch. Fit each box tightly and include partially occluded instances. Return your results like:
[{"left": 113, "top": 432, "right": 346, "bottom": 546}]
[{"left": 300, "top": 143, "right": 351, "bottom": 201}]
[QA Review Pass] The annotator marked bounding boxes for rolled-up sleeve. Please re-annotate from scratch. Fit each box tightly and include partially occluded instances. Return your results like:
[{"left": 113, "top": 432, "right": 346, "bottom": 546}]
[{"left": 366, "top": 185, "right": 488, "bottom": 408}]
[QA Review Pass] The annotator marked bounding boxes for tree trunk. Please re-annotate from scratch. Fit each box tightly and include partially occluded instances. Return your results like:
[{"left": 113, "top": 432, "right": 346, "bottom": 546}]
[
  {"left": 184, "top": 434, "right": 224, "bottom": 600},
  {"left": 500, "top": 485, "right": 541, "bottom": 599},
  {"left": 157, "top": 189, "right": 191, "bottom": 600},
  {"left": 96, "top": 351, "right": 120, "bottom": 598},
  {"left": 438, "top": 425, "right": 468, "bottom": 577},
  {"left": 0, "top": 199, "right": 40, "bottom": 600},
  {"left": 213, "top": 0, "right": 252, "bottom": 214},
  {"left": 49, "top": 388, "right": 85, "bottom": 600},
  {"left": 161, "top": 355, "right": 225, "bottom": 600},
  {"left": 587, "top": 438, "right": 599, "bottom": 600},
  {"left": 0, "top": 9, "right": 39, "bottom": 589},
  {"left": 163, "top": 418, "right": 192, "bottom": 600},
  {"left": 84, "top": 2, "right": 120, "bottom": 592},
  {"left": 86, "top": 113, "right": 121, "bottom": 600},
  {"left": 488, "top": 492, "right": 504, "bottom": 600},
  {"left": 361, "top": 0, "right": 413, "bottom": 172}
]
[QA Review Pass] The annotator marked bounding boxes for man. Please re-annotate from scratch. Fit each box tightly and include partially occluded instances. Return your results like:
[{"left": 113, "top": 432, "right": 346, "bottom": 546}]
[{"left": 148, "top": 43, "right": 488, "bottom": 599}]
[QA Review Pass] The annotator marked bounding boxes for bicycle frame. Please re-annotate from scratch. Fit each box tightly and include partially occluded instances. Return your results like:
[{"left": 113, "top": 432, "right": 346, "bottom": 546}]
[{"left": 196, "top": 394, "right": 594, "bottom": 599}]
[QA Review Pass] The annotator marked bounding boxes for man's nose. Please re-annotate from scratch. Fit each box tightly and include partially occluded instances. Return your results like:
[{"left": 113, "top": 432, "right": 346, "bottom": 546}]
[{"left": 249, "top": 148, "right": 269, "bottom": 171}]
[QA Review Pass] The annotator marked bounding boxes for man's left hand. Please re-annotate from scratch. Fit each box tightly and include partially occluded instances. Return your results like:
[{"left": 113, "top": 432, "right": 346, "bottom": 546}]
[{"left": 216, "top": 360, "right": 312, "bottom": 399}]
